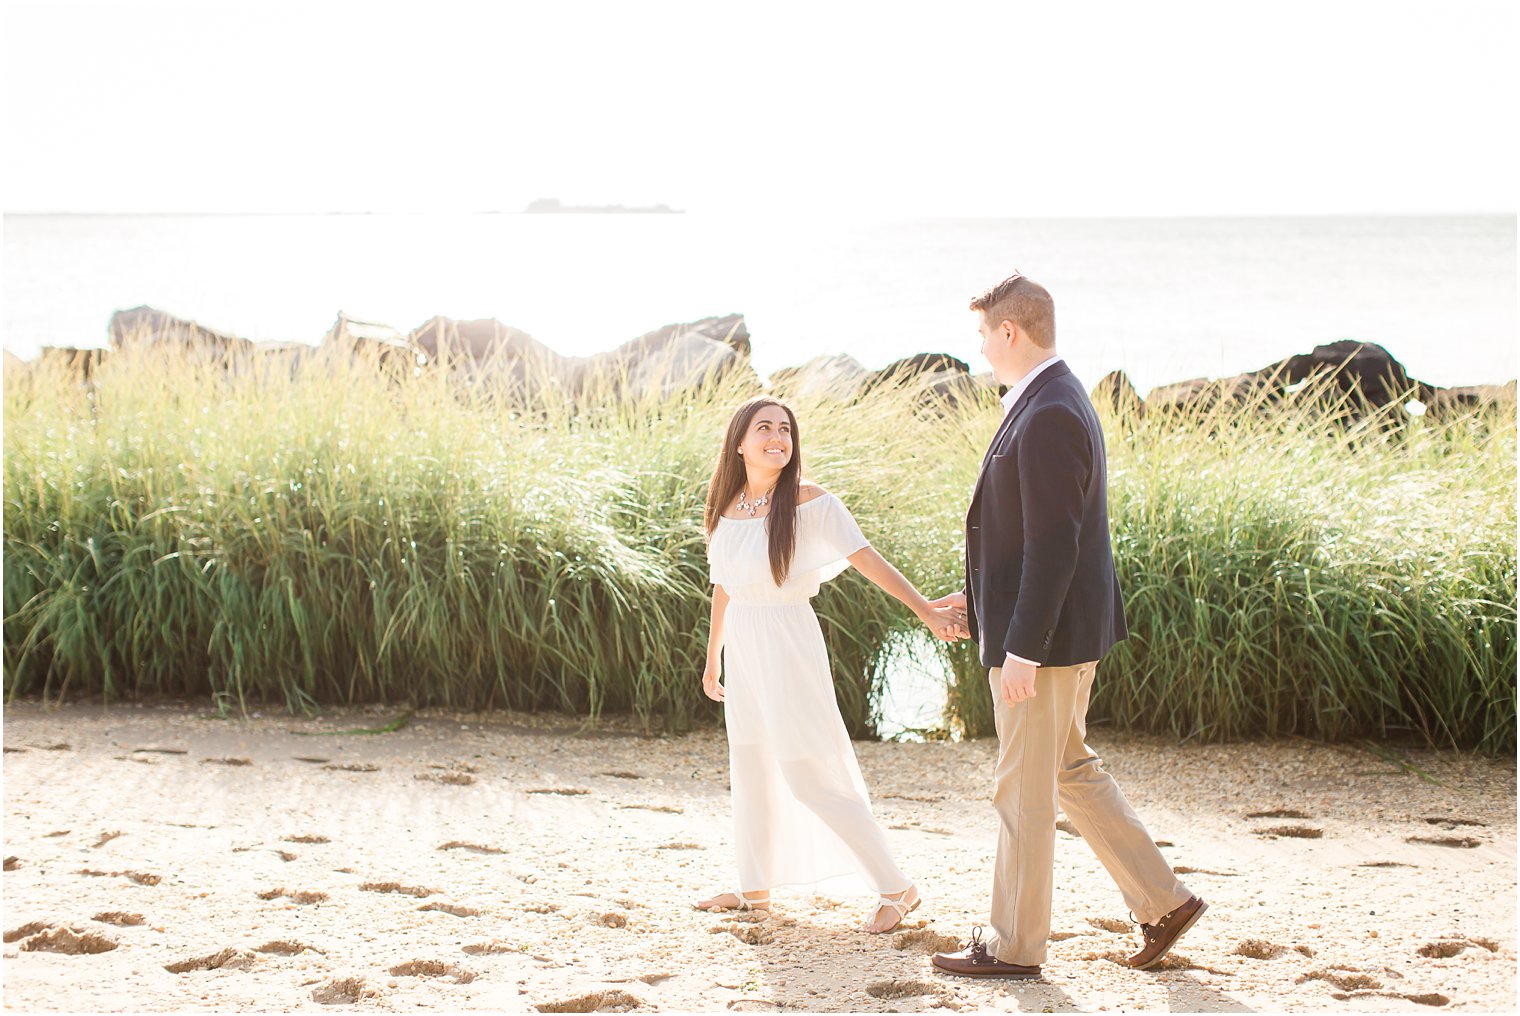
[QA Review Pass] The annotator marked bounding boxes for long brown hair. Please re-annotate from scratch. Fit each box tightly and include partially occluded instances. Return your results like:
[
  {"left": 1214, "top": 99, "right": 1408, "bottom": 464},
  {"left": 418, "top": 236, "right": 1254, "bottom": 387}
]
[{"left": 704, "top": 396, "right": 803, "bottom": 585}]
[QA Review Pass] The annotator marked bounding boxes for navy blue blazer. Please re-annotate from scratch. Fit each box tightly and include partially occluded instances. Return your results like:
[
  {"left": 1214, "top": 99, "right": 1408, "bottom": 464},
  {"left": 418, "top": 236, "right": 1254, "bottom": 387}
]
[{"left": 964, "top": 361, "right": 1128, "bottom": 669}]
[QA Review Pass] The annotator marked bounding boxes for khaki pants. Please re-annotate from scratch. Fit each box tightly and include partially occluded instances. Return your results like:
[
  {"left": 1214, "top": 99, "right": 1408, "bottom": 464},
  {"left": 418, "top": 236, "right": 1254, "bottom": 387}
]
[{"left": 987, "top": 662, "right": 1193, "bottom": 966}]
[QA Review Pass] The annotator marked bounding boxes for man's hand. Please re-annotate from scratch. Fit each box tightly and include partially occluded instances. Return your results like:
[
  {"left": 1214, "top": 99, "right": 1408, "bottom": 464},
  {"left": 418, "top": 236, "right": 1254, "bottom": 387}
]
[
  {"left": 999, "top": 655, "right": 1037, "bottom": 704},
  {"left": 927, "top": 590, "right": 968, "bottom": 636}
]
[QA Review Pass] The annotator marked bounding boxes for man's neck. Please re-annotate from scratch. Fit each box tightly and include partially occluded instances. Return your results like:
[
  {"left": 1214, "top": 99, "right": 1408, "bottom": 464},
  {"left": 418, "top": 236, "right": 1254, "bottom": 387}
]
[{"left": 1004, "top": 351, "right": 1059, "bottom": 388}]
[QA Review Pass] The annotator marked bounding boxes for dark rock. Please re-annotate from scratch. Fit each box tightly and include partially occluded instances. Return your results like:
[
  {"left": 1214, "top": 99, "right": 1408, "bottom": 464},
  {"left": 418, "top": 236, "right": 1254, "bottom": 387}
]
[{"left": 1091, "top": 370, "right": 1144, "bottom": 419}]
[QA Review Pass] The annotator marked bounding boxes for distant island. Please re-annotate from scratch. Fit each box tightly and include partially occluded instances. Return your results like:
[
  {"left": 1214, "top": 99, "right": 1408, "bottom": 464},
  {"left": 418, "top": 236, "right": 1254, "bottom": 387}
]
[{"left": 523, "top": 198, "right": 682, "bottom": 214}]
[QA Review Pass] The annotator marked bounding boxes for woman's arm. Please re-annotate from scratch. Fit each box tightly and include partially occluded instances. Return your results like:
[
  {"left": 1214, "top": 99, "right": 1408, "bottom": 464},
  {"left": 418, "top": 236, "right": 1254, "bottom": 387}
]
[
  {"left": 702, "top": 584, "right": 731, "bottom": 701},
  {"left": 847, "top": 547, "right": 967, "bottom": 640}
]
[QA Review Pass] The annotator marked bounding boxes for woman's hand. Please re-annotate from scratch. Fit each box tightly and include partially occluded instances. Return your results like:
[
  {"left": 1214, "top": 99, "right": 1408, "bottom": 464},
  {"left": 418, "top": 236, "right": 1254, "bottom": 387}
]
[
  {"left": 921, "top": 605, "right": 969, "bottom": 642},
  {"left": 702, "top": 661, "right": 725, "bottom": 702}
]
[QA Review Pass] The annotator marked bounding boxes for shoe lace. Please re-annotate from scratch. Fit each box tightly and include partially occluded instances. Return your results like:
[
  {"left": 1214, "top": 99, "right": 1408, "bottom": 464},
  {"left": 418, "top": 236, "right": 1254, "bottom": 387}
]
[
  {"left": 968, "top": 924, "right": 988, "bottom": 960},
  {"left": 1129, "top": 911, "right": 1160, "bottom": 944}
]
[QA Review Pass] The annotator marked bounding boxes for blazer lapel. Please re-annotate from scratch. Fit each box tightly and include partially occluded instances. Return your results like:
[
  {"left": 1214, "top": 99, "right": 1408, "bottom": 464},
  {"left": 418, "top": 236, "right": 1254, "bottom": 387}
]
[{"left": 969, "top": 362, "right": 1073, "bottom": 505}]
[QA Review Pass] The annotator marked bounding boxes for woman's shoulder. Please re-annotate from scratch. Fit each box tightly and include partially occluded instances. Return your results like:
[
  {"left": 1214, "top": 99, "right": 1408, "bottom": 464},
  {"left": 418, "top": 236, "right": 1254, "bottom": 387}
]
[{"left": 798, "top": 481, "right": 832, "bottom": 505}]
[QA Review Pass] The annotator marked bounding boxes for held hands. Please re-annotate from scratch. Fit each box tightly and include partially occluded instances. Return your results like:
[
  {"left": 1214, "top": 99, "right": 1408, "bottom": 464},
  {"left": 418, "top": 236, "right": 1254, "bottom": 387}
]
[
  {"left": 924, "top": 591, "right": 970, "bottom": 642},
  {"left": 921, "top": 605, "right": 967, "bottom": 642},
  {"left": 701, "top": 661, "right": 724, "bottom": 702}
]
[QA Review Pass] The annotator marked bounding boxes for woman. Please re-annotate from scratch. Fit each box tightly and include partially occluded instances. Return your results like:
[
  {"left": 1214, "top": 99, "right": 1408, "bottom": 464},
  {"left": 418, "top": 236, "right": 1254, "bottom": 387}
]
[{"left": 695, "top": 395, "right": 964, "bottom": 934}]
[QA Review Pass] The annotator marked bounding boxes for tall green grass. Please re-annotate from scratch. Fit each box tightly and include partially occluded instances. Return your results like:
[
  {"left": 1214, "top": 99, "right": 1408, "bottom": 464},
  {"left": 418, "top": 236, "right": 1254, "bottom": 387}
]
[{"left": 3, "top": 346, "right": 1514, "bottom": 751}]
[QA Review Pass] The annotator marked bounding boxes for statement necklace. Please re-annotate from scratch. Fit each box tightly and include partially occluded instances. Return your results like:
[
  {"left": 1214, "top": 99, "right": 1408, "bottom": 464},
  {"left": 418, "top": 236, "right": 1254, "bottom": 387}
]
[{"left": 736, "top": 486, "right": 774, "bottom": 517}]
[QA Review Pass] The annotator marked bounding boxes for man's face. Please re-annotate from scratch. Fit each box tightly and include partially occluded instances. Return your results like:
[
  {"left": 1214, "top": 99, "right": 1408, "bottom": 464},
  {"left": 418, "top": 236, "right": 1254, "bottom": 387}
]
[{"left": 977, "top": 312, "right": 1014, "bottom": 382}]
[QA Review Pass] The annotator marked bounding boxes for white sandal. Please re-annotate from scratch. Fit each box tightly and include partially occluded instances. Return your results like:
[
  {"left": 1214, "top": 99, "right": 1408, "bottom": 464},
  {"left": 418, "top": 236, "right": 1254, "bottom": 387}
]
[
  {"left": 695, "top": 889, "right": 770, "bottom": 912},
  {"left": 864, "top": 886, "right": 921, "bottom": 933}
]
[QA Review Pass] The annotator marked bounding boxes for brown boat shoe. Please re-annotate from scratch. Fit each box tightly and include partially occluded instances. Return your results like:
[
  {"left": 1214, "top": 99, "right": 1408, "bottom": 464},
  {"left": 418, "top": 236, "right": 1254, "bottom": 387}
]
[
  {"left": 931, "top": 926, "right": 1041, "bottom": 980},
  {"left": 1126, "top": 895, "right": 1209, "bottom": 969}
]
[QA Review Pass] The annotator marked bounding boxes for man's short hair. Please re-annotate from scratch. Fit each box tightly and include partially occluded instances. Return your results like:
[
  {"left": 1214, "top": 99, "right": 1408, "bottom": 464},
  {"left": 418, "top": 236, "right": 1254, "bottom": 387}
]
[{"left": 970, "top": 272, "right": 1056, "bottom": 348}]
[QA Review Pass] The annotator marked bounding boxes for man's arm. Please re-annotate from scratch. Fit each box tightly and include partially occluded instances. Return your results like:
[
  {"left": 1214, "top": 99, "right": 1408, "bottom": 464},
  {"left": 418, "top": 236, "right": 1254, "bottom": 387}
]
[{"left": 1004, "top": 405, "right": 1091, "bottom": 663}]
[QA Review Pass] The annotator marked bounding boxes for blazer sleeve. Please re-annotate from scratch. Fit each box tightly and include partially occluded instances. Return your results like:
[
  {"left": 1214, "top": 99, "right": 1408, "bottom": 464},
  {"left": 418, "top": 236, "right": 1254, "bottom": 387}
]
[{"left": 1004, "top": 405, "right": 1092, "bottom": 661}]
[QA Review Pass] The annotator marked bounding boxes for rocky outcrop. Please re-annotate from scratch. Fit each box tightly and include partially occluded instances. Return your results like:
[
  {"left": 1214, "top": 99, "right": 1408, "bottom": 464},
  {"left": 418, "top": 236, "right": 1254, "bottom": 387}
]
[
  {"left": 108, "top": 306, "right": 253, "bottom": 360},
  {"left": 1146, "top": 341, "right": 1438, "bottom": 417},
  {"left": 1091, "top": 370, "right": 1145, "bottom": 418},
  {"left": 1423, "top": 380, "right": 1517, "bottom": 421},
  {"left": 580, "top": 319, "right": 753, "bottom": 402},
  {"left": 768, "top": 355, "right": 871, "bottom": 399}
]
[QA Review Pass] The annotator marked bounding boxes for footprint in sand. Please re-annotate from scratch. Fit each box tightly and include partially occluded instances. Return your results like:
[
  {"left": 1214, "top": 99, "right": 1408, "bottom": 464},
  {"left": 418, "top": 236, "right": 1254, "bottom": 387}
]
[
  {"left": 257, "top": 887, "right": 329, "bottom": 904},
  {"left": 1174, "top": 866, "right": 1240, "bottom": 876},
  {"left": 416, "top": 772, "right": 475, "bottom": 786},
  {"left": 1332, "top": 990, "right": 1450, "bottom": 1007},
  {"left": 656, "top": 842, "right": 702, "bottom": 851},
  {"left": 601, "top": 770, "right": 642, "bottom": 780},
  {"left": 866, "top": 979, "right": 950, "bottom": 1002},
  {"left": 130, "top": 746, "right": 185, "bottom": 755},
  {"left": 90, "top": 831, "right": 124, "bottom": 849},
  {"left": 1361, "top": 860, "right": 1417, "bottom": 868},
  {"left": 389, "top": 959, "right": 476, "bottom": 983},
  {"left": 594, "top": 912, "right": 630, "bottom": 929},
  {"left": 4, "top": 857, "right": 20, "bottom": 871},
  {"left": 1406, "top": 835, "right": 1481, "bottom": 849},
  {"left": 892, "top": 928, "right": 962, "bottom": 953},
  {"left": 76, "top": 868, "right": 162, "bottom": 886},
  {"left": 360, "top": 881, "right": 438, "bottom": 898},
  {"left": 256, "top": 939, "right": 323, "bottom": 955},
  {"left": 521, "top": 902, "right": 559, "bottom": 914},
  {"left": 312, "top": 977, "right": 377, "bottom": 1005},
  {"left": 5, "top": 922, "right": 52, "bottom": 943},
  {"left": 1234, "top": 939, "right": 1289, "bottom": 959},
  {"left": 438, "top": 841, "right": 506, "bottom": 855},
  {"left": 711, "top": 919, "right": 775, "bottom": 946},
  {"left": 1087, "top": 916, "right": 1131, "bottom": 933},
  {"left": 462, "top": 940, "right": 522, "bottom": 955},
  {"left": 527, "top": 787, "right": 590, "bottom": 796},
  {"left": 535, "top": 990, "right": 643, "bottom": 1013},
  {"left": 17, "top": 926, "right": 118, "bottom": 954},
  {"left": 201, "top": 757, "right": 253, "bottom": 767},
  {"left": 283, "top": 835, "right": 330, "bottom": 844},
  {"left": 1256, "top": 825, "right": 1323, "bottom": 839},
  {"left": 617, "top": 804, "right": 682, "bottom": 814},
  {"left": 1247, "top": 808, "right": 1313, "bottom": 820},
  {"left": 1298, "top": 967, "right": 1382, "bottom": 991},
  {"left": 419, "top": 902, "right": 479, "bottom": 917},
  {"left": 164, "top": 948, "right": 257, "bottom": 973},
  {"left": 1421, "top": 816, "right": 1487, "bottom": 829},
  {"left": 1419, "top": 937, "right": 1500, "bottom": 959},
  {"left": 321, "top": 762, "right": 378, "bottom": 773},
  {"left": 93, "top": 912, "right": 144, "bottom": 926}
]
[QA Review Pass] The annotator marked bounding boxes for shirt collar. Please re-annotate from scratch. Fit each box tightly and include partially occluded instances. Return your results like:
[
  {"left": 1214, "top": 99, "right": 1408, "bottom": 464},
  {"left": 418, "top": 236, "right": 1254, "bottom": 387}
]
[{"left": 1000, "top": 356, "right": 1064, "bottom": 415}]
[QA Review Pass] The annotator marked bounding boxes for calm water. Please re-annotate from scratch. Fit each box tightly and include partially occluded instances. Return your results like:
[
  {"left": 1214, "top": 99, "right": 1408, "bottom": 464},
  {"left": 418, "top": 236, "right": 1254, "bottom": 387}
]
[{"left": 4, "top": 214, "right": 1515, "bottom": 394}]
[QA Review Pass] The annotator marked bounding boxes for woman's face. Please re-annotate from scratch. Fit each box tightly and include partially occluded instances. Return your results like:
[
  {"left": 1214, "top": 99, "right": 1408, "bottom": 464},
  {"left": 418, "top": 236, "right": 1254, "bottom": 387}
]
[{"left": 737, "top": 405, "right": 794, "bottom": 474}]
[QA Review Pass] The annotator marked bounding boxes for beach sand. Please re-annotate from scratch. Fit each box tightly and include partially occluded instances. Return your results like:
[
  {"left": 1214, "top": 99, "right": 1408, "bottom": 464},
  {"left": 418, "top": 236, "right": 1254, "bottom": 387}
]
[{"left": 2, "top": 701, "right": 1514, "bottom": 1012}]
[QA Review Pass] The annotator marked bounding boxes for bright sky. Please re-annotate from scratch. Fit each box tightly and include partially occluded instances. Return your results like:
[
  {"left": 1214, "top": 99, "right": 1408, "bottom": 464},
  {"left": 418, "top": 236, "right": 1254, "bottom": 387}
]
[{"left": 2, "top": 0, "right": 1516, "bottom": 216}]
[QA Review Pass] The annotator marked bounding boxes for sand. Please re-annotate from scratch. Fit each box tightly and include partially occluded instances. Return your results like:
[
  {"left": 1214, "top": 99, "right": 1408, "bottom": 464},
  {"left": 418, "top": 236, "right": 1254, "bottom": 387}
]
[{"left": 2, "top": 701, "right": 1514, "bottom": 1012}]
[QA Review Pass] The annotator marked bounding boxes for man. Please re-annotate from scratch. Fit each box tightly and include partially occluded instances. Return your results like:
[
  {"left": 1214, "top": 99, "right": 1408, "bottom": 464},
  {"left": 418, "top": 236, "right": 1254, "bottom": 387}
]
[{"left": 929, "top": 272, "right": 1206, "bottom": 979}]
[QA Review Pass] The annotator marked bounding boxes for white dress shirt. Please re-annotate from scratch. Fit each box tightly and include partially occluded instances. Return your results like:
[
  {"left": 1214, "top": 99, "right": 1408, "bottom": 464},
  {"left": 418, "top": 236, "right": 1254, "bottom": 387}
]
[
  {"left": 995, "top": 355, "right": 1064, "bottom": 669},
  {"left": 1000, "top": 355, "right": 1065, "bottom": 416}
]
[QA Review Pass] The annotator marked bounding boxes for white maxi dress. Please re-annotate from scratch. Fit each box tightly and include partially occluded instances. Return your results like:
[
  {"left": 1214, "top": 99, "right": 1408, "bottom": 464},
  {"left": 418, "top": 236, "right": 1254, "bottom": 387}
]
[{"left": 708, "top": 493, "right": 911, "bottom": 895}]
